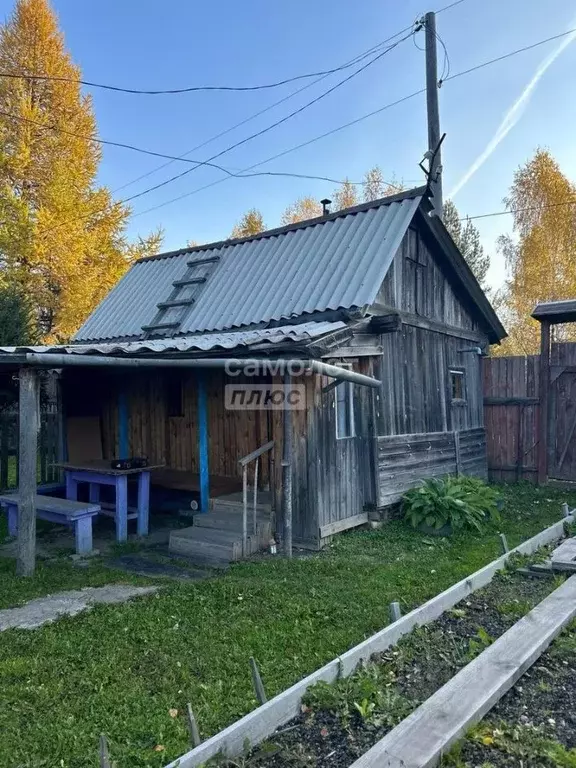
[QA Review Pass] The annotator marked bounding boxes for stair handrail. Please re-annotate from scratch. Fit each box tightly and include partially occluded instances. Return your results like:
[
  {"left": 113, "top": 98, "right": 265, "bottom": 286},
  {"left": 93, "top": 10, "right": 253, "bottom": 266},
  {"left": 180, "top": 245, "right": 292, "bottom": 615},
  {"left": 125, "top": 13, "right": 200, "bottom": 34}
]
[{"left": 238, "top": 440, "right": 274, "bottom": 556}]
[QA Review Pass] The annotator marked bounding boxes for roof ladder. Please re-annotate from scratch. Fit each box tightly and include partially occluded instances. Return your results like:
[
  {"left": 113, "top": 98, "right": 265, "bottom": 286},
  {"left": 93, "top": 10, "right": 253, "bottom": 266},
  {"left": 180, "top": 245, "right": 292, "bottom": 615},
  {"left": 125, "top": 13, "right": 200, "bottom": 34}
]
[{"left": 142, "top": 253, "right": 221, "bottom": 337}]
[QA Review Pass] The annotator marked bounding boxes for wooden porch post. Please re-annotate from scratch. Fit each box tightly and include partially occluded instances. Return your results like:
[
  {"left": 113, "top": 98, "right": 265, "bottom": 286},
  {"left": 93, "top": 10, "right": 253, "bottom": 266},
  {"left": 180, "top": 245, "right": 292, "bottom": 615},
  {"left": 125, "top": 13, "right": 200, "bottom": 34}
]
[
  {"left": 198, "top": 373, "right": 209, "bottom": 513},
  {"left": 537, "top": 319, "right": 551, "bottom": 485},
  {"left": 282, "top": 373, "right": 293, "bottom": 558},
  {"left": 17, "top": 367, "right": 39, "bottom": 576}
]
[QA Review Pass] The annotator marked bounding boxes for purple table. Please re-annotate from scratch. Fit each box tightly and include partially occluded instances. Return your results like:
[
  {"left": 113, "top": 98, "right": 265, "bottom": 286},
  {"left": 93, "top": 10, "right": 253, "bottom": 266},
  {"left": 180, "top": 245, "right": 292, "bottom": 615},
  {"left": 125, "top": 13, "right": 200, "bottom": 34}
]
[{"left": 55, "top": 461, "right": 162, "bottom": 542}]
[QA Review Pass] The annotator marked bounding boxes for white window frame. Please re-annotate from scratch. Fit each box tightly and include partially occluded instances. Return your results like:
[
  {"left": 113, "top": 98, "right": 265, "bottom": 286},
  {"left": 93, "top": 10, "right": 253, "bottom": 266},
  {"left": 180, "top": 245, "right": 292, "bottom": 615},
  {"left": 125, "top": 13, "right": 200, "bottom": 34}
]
[{"left": 449, "top": 368, "right": 466, "bottom": 404}]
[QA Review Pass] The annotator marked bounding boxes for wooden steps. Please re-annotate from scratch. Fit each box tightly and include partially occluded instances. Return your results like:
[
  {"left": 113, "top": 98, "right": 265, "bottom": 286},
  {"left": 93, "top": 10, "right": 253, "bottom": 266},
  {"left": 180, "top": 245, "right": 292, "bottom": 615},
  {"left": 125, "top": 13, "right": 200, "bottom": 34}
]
[{"left": 169, "top": 496, "right": 272, "bottom": 565}]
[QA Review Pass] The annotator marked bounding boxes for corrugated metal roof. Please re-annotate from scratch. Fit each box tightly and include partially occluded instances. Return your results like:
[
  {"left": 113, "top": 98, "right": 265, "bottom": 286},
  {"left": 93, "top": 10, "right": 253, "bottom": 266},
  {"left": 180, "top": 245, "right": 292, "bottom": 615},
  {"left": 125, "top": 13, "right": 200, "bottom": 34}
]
[
  {"left": 74, "top": 190, "right": 425, "bottom": 342},
  {"left": 2, "top": 321, "right": 346, "bottom": 356}
]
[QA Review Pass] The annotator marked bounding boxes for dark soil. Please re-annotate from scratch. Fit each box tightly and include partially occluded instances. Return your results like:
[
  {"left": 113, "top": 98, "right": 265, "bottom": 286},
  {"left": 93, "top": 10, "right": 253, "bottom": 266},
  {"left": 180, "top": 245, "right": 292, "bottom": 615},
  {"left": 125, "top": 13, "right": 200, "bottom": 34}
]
[
  {"left": 446, "top": 622, "right": 576, "bottom": 767},
  {"left": 209, "top": 568, "right": 560, "bottom": 768}
]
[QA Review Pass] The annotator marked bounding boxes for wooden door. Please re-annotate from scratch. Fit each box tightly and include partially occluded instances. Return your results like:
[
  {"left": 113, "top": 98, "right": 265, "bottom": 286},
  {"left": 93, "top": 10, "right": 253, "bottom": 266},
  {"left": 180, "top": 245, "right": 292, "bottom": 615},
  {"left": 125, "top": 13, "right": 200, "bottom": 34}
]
[{"left": 549, "top": 343, "right": 576, "bottom": 481}]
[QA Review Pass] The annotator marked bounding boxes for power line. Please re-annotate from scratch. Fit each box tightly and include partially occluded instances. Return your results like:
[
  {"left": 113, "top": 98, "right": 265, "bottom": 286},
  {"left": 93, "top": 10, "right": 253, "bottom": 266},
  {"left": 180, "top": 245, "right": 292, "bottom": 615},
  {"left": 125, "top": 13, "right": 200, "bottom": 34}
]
[
  {"left": 132, "top": 89, "right": 426, "bottom": 219},
  {"left": 113, "top": 33, "right": 411, "bottom": 194},
  {"left": 118, "top": 33, "right": 414, "bottom": 206},
  {"left": 0, "top": 114, "right": 386, "bottom": 188},
  {"left": 443, "top": 27, "right": 576, "bottom": 85},
  {"left": 460, "top": 199, "right": 576, "bottom": 222},
  {"left": 36, "top": 32, "right": 414, "bottom": 239},
  {"left": 435, "top": 0, "right": 468, "bottom": 14},
  {"left": 114, "top": 0, "right": 468, "bottom": 194},
  {"left": 132, "top": 25, "right": 575, "bottom": 219},
  {"left": 0, "top": 27, "right": 415, "bottom": 96}
]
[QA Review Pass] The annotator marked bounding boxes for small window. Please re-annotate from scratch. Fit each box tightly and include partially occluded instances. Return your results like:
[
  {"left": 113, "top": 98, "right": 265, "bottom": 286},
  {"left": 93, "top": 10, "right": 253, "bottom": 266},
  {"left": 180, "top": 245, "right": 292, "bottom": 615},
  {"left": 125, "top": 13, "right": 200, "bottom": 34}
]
[
  {"left": 450, "top": 369, "right": 466, "bottom": 402},
  {"left": 166, "top": 373, "right": 184, "bottom": 417},
  {"left": 336, "top": 381, "right": 355, "bottom": 438}
]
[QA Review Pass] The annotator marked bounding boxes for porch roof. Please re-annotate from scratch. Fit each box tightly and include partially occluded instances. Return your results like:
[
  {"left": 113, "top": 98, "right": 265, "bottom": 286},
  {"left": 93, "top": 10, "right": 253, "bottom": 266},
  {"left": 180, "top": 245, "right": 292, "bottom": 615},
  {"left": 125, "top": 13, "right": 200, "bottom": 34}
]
[
  {"left": 532, "top": 300, "right": 576, "bottom": 325},
  {"left": 0, "top": 321, "right": 348, "bottom": 358}
]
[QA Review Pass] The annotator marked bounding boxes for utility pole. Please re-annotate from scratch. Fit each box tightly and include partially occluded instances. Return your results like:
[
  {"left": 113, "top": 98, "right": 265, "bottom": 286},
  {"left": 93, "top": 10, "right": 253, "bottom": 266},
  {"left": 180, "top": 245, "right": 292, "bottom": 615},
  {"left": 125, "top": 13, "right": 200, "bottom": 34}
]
[{"left": 424, "top": 11, "right": 443, "bottom": 219}]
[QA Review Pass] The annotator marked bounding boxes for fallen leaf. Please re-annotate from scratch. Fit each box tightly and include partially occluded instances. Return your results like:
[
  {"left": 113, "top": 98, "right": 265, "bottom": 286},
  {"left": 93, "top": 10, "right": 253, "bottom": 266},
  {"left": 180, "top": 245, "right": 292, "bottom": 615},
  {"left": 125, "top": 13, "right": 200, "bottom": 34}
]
[
  {"left": 154, "top": 745, "right": 165, "bottom": 752},
  {"left": 169, "top": 708, "right": 178, "bottom": 718},
  {"left": 481, "top": 736, "right": 494, "bottom": 745},
  {"left": 320, "top": 727, "right": 329, "bottom": 738}
]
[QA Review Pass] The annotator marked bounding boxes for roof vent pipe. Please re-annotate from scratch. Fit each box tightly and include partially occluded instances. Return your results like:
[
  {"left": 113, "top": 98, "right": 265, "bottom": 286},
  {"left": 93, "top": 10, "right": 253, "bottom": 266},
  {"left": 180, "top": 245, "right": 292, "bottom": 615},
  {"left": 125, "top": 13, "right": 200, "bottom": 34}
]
[{"left": 320, "top": 198, "right": 331, "bottom": 216}]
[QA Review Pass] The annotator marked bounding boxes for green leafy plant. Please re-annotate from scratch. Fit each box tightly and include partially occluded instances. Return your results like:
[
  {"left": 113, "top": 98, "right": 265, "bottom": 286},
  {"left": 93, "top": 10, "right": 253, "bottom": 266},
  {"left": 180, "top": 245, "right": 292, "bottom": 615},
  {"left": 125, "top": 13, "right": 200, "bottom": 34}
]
[
  {"left": 466, "top": 626, "right": 494, "bottom": 660},
  {"left": 403, "top": 477, "right": 500, "bottom": 533},
  {"left": 353, "top": 698, "right": 376, "bottom": 721}
]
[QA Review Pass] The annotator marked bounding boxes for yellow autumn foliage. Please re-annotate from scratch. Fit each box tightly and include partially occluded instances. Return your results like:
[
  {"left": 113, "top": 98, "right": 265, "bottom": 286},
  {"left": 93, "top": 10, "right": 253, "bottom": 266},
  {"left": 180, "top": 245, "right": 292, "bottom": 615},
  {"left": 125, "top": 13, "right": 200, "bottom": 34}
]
[
  {"left": 496, "top": 149, "right": 576, "bottom": 355},
  {"left": 0, "top": 0, "right": 162, "bottom": 343}
]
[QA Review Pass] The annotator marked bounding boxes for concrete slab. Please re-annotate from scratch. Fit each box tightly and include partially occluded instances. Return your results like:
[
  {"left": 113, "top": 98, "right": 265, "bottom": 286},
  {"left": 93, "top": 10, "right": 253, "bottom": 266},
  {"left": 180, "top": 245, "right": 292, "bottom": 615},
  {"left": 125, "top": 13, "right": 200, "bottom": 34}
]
[{"left": 0, "top": 585, "right": 158, "bottom": 631}]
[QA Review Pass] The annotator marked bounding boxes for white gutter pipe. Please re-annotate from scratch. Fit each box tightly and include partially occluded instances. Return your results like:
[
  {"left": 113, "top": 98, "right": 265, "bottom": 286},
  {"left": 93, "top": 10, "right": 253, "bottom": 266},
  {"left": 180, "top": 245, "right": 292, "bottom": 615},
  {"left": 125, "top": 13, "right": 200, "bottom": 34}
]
[{"left": 20, "top": 353, "right": 381, "bottom": 388}]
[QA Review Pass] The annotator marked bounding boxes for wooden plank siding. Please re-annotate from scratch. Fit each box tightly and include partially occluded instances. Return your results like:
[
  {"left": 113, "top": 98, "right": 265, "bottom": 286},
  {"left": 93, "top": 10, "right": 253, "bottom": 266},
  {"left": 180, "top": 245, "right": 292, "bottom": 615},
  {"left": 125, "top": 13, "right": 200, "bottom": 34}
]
[
  {"left": 68, "top": 368, "right": 273, "bottom": 485},
  {"left": 373, "top": 326, "right": 483, "bottom": 437},
  {"left": 376, "top": 226, "right": 482, "bottom": 332},
  {"left": 376, "top": 428, "right": 486, "bottom": 508}
]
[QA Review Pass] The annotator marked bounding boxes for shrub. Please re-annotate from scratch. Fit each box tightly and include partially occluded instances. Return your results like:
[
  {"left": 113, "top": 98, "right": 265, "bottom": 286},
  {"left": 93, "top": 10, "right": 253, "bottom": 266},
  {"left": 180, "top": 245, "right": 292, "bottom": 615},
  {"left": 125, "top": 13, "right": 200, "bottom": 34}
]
[{"left": 402, "top": 476, "right": 500, "bottom": 533}]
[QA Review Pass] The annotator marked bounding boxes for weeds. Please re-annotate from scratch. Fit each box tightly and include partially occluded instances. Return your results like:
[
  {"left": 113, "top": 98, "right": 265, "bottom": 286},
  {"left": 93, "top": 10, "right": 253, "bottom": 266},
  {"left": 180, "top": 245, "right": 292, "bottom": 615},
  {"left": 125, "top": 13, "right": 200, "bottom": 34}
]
[{"left": 303, "top": 662, "right": 413, "bottom": 728}]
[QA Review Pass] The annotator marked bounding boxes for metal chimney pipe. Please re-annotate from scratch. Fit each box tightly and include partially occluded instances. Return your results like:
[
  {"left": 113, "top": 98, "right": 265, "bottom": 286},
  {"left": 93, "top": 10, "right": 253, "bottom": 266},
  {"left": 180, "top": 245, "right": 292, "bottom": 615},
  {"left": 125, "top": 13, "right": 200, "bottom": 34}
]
[{"left": 320, "top": 198, "right": 331, "bottom": 216}]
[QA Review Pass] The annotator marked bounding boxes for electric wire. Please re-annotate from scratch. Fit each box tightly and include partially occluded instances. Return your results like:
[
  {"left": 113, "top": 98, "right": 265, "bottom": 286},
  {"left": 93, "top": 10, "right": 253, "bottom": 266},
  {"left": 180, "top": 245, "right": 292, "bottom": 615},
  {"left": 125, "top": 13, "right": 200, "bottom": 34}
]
[{"left": 132, "top": 26, "right": 575, "bottom": 219}]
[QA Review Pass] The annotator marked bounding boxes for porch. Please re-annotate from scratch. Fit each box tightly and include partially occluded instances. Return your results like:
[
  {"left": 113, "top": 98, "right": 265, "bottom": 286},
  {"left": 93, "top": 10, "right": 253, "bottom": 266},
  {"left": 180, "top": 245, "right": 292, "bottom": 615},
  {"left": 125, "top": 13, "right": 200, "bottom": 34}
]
[{"left": 0, "top": 329, "right": 379, "bottom": 575}]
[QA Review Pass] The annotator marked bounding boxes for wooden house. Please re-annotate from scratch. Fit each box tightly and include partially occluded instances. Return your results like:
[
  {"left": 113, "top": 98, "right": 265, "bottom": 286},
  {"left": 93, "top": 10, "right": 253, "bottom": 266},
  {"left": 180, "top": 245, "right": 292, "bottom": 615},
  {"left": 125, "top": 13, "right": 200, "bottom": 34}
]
[{"left": 0, "top": 187, "right": 505, "bottom": 561}]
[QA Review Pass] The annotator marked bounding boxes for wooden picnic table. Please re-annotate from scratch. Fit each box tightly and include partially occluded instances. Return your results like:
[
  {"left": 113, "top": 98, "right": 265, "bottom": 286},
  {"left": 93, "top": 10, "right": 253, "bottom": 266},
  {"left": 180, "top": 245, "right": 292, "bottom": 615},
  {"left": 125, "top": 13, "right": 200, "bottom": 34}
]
[{"left": 54, "top": 460, "right": 164, "bottom": 542}]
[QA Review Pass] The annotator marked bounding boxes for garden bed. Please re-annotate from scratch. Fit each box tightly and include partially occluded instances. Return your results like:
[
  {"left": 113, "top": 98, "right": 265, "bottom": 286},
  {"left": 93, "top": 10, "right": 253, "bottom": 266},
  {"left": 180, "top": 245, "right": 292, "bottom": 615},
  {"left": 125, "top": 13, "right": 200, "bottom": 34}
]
[
  {"left": 210, "top": 560, "right": 564, "bottom": 767},
  {"left": 0, "top": 484, "right": 574, "bottom": 767},
  {"left": 443, "top": 621, "right": 576, "bottom": 767}
]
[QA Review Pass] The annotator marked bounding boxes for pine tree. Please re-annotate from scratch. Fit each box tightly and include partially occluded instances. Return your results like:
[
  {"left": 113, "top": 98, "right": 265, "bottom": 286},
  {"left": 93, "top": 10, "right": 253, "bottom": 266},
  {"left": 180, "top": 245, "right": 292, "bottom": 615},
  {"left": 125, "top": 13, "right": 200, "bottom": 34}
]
[
  {"left": 443, "top": 199, "right": 490, "bottom": 288},
  {"left": 0, "top": 0, "right": 161, "bottom": 342},
  {"left": 496, "top": 149, "right": 576, "bottom": 355},
  {"left": 230, "top": 208, "right": 265, "bottom": 238},
  {"left": 280, "top": 197, "right": 322, "bottom": 225},
  {"left": 0, "top": 282, "right": 37, "bottom": 344}
]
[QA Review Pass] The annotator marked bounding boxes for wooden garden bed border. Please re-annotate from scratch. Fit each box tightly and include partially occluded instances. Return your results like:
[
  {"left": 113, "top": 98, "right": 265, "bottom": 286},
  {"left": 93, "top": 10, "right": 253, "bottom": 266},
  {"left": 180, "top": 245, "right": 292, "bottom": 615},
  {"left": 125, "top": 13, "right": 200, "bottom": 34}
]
[
  {"left": 165, "top": 509, "right": 575, "bottom": 768},
  {"left": 349, "top": 572, "right": 576, "bottom": 767}
]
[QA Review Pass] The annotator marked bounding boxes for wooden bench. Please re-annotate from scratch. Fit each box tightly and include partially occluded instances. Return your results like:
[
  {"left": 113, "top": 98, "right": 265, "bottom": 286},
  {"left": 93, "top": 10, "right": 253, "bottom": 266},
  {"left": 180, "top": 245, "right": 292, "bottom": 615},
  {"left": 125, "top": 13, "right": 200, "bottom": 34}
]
[{"left": 0, "top": 494, "right": 100, "bottom": 555}]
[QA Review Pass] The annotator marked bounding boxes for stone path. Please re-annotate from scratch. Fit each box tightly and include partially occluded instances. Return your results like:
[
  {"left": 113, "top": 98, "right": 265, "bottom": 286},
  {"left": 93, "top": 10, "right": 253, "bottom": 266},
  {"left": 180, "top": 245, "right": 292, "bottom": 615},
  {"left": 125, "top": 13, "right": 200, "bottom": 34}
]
[{"left": 0, "top": 585, "right": 158, "bottom": 631}]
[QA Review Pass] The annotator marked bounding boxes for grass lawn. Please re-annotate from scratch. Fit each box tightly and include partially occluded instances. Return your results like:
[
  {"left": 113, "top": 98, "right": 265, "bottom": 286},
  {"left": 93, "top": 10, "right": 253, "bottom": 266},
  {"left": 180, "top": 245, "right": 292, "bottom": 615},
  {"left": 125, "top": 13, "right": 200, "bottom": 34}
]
[{"left": 0, "top": 483, "right": 574, "bottom": 768}]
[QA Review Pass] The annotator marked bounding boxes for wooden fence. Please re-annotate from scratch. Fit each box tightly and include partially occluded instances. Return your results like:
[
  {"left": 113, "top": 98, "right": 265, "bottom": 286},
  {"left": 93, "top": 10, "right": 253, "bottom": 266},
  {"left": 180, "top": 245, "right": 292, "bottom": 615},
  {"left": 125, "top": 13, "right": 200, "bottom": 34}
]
[
  {"left": 483, "top": 343, "right": 576, "bottom": 484},
  {"left": 0, "top": 407, "right": 61, "bottom": 491},
  {"left": 483, "top": 355, "right": 540, "bottom": 482}
]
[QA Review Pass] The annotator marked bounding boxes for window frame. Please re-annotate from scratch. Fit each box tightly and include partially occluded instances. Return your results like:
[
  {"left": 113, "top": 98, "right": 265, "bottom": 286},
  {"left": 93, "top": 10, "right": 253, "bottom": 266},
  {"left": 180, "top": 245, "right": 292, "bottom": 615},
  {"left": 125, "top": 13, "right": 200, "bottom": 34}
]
[
  {"left": 335, "top": 379, "right": 355, "bottom": 439},
  {"left": 449, "top": 367, "right": 467, "bottom": 405}
]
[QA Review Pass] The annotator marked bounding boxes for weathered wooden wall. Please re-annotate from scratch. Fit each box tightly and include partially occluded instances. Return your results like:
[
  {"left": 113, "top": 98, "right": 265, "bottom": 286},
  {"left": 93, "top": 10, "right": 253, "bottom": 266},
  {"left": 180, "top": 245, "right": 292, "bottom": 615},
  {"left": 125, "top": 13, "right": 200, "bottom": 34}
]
[
  {"left": 377, "top": 226, "right": 483, "bottom": 332},
  {"left": 374, "top": 327, "right": 483, "bottom": 436},
  {"left": 310, "top": 360, "right": 375, "bottom": 544},
  {"left": 65, "top": 368, "right": 273, "bottom": 484},
  {"left": 483, "top": 355, "right": 540, "bottom": 483},
  {"left": 376, "top": 428, "right": 486, "bottom": 508}
]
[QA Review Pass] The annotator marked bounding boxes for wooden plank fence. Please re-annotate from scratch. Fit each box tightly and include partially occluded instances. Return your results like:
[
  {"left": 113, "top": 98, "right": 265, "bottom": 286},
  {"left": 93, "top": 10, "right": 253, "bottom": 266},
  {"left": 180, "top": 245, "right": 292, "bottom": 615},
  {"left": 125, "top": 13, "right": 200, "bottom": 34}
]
[
  {"left": 484, "top": 343, "right": 576, "bottom": 484},
  {"left": 483, "top": 355, "right": 540, "bottom": 482},
  {"left": 0, "top": 406, "right": 61, "bottom": 491}
]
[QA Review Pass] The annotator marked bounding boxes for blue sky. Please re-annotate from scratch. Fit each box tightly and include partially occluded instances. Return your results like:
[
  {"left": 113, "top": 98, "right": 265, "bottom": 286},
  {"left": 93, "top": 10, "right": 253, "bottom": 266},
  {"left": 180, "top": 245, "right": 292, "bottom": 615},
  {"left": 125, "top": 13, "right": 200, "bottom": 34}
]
[{"left": 2, "top": 0, "right": 576, "bottom": 290}]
